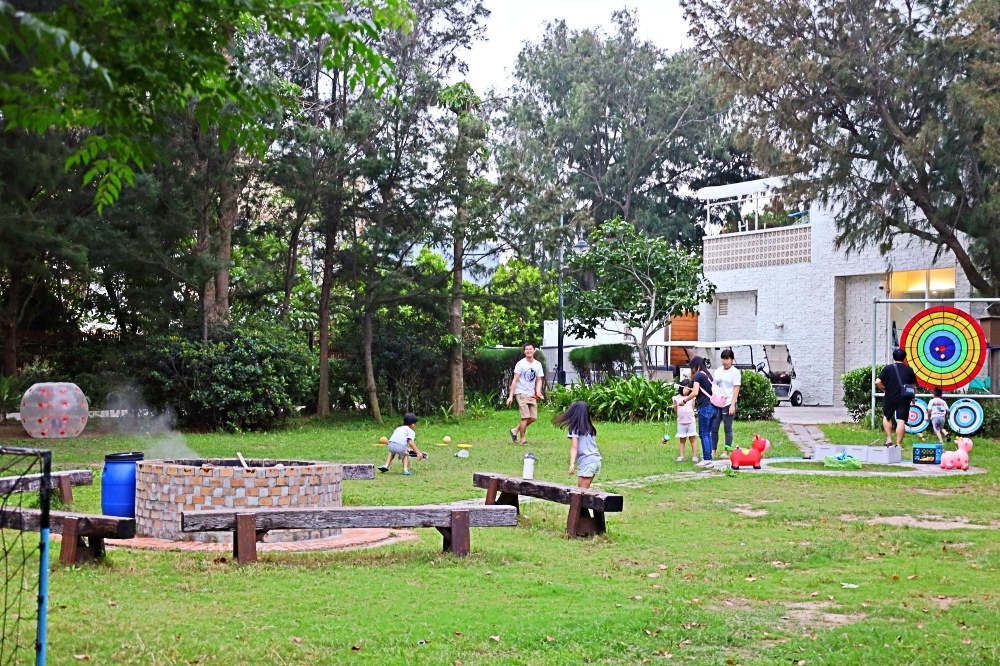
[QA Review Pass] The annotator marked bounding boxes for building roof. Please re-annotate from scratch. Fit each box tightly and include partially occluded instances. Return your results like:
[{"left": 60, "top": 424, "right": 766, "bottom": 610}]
[{"left": 694, "top": 177, "right": 786, "bottom": 201}]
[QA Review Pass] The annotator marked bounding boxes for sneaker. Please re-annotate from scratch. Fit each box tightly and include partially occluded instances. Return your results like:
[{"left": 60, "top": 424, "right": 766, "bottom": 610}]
[
  {"left": 675, "top": 456, "right": 685, "bottom": 463},
  {"left": 378, "top": 465, "right": 389, "bottom": 473},
  {"left": 884, "top": 441, "right": 893, "bottom": 447},
  {"left": 510, "top": 429, "right": 518, "bottom": 443},
  {"left": 692, "top": 457, "right": 699, "bottom": 463},
  {"left": 402, "top": 470, "right": 412, "bottom": 475},
  {"left": 696, "top": 460, "right": 713, "bottom": 467}
]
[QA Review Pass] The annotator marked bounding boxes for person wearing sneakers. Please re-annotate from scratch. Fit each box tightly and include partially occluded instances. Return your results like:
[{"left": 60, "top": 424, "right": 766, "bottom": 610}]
[
  {"left": 506, "top": 342, "right": 545, "bottom": 445},
  {"left": 378, "top": 413, "right": 425, "bottom": 475},
  {"left": 875, "top": 348, "right": 917, "bottom": 448},
  {"left": 672, "top": 379, "right": 699, "bottom": 463},
  {"left": 687, "top": 355, "right": 719, "bottom": 467},
  {"left": 710, "top": 349, "right": 742, "bottom": 455}
]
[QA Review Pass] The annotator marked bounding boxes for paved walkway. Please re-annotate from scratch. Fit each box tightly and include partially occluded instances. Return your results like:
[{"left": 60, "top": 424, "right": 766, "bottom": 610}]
[
  {"left": 91, "top": 528, "right": 418, "bottom": 554},
  {"left": 774, "top": 405, "right": 852, "bottom": 425},
  {"left": 780, "top": 423, "right": 828, "bottom": 457}
]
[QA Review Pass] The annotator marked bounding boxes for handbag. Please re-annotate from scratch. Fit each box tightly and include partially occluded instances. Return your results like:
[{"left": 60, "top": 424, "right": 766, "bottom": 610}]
[
  {"left": 892, "top": 363, "right": 916, "bottom": 401},
  {"left": 705, "top": 373, "right": 729, "bottom": 408}
]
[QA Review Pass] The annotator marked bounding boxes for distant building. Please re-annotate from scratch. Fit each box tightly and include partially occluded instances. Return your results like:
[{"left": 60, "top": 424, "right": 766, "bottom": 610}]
[{"left": 695, "top": 177, "right": 980, "bottom": 406}]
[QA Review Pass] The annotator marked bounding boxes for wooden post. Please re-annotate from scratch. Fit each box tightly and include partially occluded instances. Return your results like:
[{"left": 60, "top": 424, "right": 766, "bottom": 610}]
[
  {"left": 592, "top": 510, "right": 606, "bottom": 535},
  {"left": 91, "top": 537, "right": 105, "bottom": 559},
  {"left": 57, "top": 475, "right": 73, "bottom": 505},
  {"left": 449, "top": 510, "right": 470, "bottom": 557},
  {"left": 484, "top": 477, "right": 499, "bottom": 505},
  {"left": 234, "top": 513, "right": 258, "bottom": 565},
  {"left": 566, "top": 492, "right": 582, "bottom": 538},
  {"left": 496, "top": 491, "right": 520, "bottom": 513},
  {"left": 60, "top": 517, "right": 80, "bottom": 565}
]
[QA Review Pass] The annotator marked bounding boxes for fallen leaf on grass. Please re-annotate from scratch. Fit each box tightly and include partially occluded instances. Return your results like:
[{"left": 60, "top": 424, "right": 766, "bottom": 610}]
[
  {"left": 727, "top": 660, "right": 736, "bottom": 665},
  {"left": 490, "top": 636, "right": 500, "bottom": 642},
  {"left": 745, "top": 577, "right": 757, "bottom": 582},
  {"left": 828, "top": 595, "right": 835, "bottom": 601},
  {"left": 648, "top": 573, "right": 660, "bottom": 578},
  {"left": 453, "top": 661, "right": 463, "bottom": 666},
  {"left": 454, "top": 632, "right": 462, "bottom": 636},
  {"left": 908, "top": 575, "right": 918, "bottom": 580},
  {"left": 291, "top": 637, "right": 302, "bottom": 644},
  {"left": 485, "top": 571, "right": 492, "bottom": 576},
  {"left": 73, "top": 657, "right": 89, "bottom": 661},
  {"left": 724, "top": 600, "right": 734, "bottom": 607},
  {"left": 546, "top": 635, "right": 554, "bottom": 642},
  {"left": 351, "top": 645, "right": 362, "bottom": 651},
  {"left": 809, "top": 592, "right": 819, "bottom": 597},
  {"left": 892, "top": 575, "right": 900, "bottom": 580},
  {"left": 963, "top": 638, "right": 972, "bottom": 645},
  {"left": 841, "top": 583, "right": 860, "bottom": 589},
  {"left": 658, "top": 564, "right": 668, "bottom": 570},
  {"left": 796, "top": 661, "right": 806, "bottom": 665}
]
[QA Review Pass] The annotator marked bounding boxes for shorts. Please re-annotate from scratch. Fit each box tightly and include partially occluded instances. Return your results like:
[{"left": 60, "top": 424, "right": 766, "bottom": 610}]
[
  {"left": 387, "top": 441, "right": 409, "bottom": 456},
  {"left": 882, "top": 399, "right": 909, "bottom": 422},
  {"left": 931, "top": 416, "right": 946, "bottom": 433},
  {"left": 577, "top": 459, "right": 602, "bottom": 478},
  {"left": 676, "top": 422, "right": 698, "bottom": 438},
  {"left": 516, "top": 393, "right": 538, "bottom": 419}
]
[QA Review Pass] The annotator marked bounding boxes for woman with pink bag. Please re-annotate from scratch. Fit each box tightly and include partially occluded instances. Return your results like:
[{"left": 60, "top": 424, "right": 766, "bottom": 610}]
[{"left": 686, "top": 356, "right": 726, "bottom": 467}]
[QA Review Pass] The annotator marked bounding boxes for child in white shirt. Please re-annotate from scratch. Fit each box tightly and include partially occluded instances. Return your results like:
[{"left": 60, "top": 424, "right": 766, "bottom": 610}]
[
  {"left": 928, "top": 387, "right": 948, "bottom": 444},
  {"left": 378, "top": 413, "right": 425, "bottom": 475},
  {"left": 670, "top": 379, "right": 699, "bottom": 463}
]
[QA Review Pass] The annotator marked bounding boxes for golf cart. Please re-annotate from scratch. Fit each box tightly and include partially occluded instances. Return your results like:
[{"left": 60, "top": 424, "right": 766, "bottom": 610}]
[{"left": 651, "top": 340, "right": 804, "bottom": 406}]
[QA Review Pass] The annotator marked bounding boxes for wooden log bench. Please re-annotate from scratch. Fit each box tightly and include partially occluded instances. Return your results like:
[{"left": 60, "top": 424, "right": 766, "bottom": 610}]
[
  {"left": 0, "top": 469, "right": 93, "bottom": 504},
  {"left": 181, "top": 504, "right": 518, "bottom": 564},
  {"left": 0, "top": 507, "right": 136, "bottom": 565},
  {"left": 473, "top": 472, "right": 624, "bottom": 538}
]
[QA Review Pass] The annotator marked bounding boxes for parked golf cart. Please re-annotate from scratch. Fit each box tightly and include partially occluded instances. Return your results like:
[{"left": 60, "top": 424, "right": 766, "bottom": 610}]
[{"left": 650, "top": 340, "right": 804, "bottom": 406}]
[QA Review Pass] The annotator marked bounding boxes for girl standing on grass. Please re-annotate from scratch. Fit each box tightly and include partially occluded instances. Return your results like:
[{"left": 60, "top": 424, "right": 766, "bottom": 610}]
[{"left": 553, "top": 400, "right": 602, "bottom": 489}]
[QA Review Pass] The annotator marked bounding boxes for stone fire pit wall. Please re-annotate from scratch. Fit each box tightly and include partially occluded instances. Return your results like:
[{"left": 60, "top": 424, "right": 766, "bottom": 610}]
[{"left": 135, "top": 459, "right": 342, "bottom": 542}]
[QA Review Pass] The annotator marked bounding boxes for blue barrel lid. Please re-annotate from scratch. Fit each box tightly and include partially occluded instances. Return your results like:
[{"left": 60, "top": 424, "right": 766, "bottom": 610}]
[{"left": 105, "top": 451, "right": 144, "bottom": 462}]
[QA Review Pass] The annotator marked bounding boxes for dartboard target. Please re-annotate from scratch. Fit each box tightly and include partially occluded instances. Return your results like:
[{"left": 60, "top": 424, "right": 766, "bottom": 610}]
[
  {"left": 948, "top": 398, "right": 984, "bottom": 435},
  {"left": 905, "top": 398, "right": 930, "bottom": 434},
  {"left": 899, "top": 306, "right": 986, "bottom": 391}
]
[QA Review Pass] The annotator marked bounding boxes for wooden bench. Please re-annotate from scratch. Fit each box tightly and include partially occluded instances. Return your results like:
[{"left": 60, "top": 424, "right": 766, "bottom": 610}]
[
  {"left": 0, "top": 507, "right": 136, "bottom": 565},
  {"left": 473, "top": 473, "right": 624, "bottom": 538},
  {"left": 0, "top": 469, "right": 93, "bottom": 504},
  {"left": 181, "top": 504, "right": 518, "bottom": 564}
]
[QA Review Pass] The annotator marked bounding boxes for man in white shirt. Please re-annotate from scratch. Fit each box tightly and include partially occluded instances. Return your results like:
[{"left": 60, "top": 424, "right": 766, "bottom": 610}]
[
  {"left": 711, "top": 349, "right": 742, "bottom": 453},
  {"left": 506, "top": 343, "right": 545, "bottom": 445}
]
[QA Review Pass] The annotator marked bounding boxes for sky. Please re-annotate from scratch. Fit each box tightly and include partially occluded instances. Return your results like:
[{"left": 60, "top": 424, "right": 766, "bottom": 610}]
[{"left": 460, "top": 0, "right": 690, "bottom": 95}]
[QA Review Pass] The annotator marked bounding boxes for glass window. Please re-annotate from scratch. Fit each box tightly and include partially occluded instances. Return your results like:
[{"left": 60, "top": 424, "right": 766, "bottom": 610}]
[{"left": 888, "top": 268, "right": 956, "bottom": 346}]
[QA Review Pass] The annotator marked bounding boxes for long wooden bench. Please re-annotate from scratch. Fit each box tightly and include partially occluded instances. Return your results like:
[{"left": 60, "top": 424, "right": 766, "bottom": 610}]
[
  {"left": 181, "top": 504, "right": 518, "bottom": 564},
  {"left": 0, "top": 507, "right": 136, "bottom": 564},
  {"left": 473, "top": 472, "right": 624, "bottom": 538},
  {"left": 0, "top": 469, "right": 93, "bottom": 504}
]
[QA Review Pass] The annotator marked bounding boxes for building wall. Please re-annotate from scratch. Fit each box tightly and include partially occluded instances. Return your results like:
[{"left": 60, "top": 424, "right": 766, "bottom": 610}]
[
  {"left": 699, "top": 204, "right": 973, "bottom": 406},
  {"left": 713, "top": 291, "right": 758, "bottom": 340}
]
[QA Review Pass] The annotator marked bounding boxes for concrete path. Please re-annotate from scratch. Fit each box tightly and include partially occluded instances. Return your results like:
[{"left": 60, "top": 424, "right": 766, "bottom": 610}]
[{"left": 774, "top": 405, "right": 851, "bottom": 425}]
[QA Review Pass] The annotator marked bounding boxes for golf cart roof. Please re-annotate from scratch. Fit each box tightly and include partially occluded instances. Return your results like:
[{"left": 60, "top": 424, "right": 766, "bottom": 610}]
[{"left": 656, "top": 340, "right": 789, "bottom": 348}]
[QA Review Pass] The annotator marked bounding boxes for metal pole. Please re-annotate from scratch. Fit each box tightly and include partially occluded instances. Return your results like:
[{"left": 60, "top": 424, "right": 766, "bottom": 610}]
[
  {"left": 871, "top": 298, "right": 877, "bottom": 430},
  {"left": 557, "top": 214, "right": 565, "bottom": 386},
  {"left": 36, "top": 450, "right": 51, "bottom": 666}
]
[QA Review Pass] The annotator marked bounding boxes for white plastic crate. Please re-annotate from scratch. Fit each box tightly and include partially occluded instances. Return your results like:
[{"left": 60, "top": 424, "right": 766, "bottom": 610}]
[
  {"left": 844, "top": 445, "right": 869, "bottom": 462},
  {"left": 866, "top": 446, "right": 902, "bottom": 464},
  {"left": 813, "top": 444, "right": 844, "bottom": 460}
]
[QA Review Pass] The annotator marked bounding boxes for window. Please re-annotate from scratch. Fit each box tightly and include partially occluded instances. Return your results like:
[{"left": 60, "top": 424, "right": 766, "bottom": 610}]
[
  {"left": 718, "top": 297, "right": 729, "bottom": 317},
  {"left": 888, "top": 268, "right": 956, "bottom": 345}
]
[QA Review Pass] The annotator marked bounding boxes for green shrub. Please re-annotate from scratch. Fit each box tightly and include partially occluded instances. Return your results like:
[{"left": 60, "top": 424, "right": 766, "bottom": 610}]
[
  {"left": 551, "top": 376, "right": 676, "bottom": 422},
  {"left": 133, "top": 323, "right": 315, "bottom": 431},
  {"left": 465, "top": 347, "right": 547, "bottom": 406},
  {"left": 568, "top": 343, "right": 635, "bottom": 385},
  {"left": 0, "top": 375, "right": 21, "bottom": 420},
  {"left": 842, "top": 365, "right": 885, "bottom": 422},
  {"left": 736, "top": 370, "right": 778, "bottom": 420}
]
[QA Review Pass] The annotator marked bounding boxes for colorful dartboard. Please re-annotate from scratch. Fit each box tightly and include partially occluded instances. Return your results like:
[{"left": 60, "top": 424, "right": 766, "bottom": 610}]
[
  {"left": 905, "top": 398, "right": 930, "bottom": 434},
  {"left": 948, "top": 398, "right": 984, "bottom": 435},
  {"left": 898, "top": 306, "right": 987, "bottom": 391}
]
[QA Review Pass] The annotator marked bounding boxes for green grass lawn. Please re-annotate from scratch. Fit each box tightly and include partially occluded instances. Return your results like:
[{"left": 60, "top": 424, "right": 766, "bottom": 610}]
[{"left": 3, "top": 410, "right": 1000, "bottom": 665}]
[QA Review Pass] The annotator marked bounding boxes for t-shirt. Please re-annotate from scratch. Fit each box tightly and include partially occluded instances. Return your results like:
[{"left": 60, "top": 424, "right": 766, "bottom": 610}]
[
  {"left": 877, "top": 362, "right": 918, "bottom": 402},
  {"left": 713, "top": 366, "right": 742, "bottom": 406},
  {"left": 673, "top": 394, "right": 695, "bottom": 425},
  {"left": 692, "top": 371, "right": 714, "bottom": 409},
  {"left": 929, "top": 397, "right": 948, "bottom": 419},
  {"left": 388, "top": 425, "right": 415, "bottom": 447},
  {"left": 570, "top": 432, "right": 601, "bottom": 466},
  {"left": 514, "top": 358, "right": 544, "bottom": 395}
]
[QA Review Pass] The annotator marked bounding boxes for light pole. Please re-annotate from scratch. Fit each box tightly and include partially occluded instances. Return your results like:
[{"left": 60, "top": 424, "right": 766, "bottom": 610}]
[{"left": 556, "top": 217, "right": 588, "bottom": 386}]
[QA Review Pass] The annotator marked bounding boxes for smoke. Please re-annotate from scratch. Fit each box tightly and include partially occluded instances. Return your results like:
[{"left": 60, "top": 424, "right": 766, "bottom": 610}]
[{"left": 105, "top": 383, "right": 199, "bottom": 459}]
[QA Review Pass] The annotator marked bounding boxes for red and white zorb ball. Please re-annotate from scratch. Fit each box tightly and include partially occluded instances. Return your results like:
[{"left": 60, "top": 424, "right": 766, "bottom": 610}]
[{"left": 20, "top": 383, "right": 89, "bottom": 438}]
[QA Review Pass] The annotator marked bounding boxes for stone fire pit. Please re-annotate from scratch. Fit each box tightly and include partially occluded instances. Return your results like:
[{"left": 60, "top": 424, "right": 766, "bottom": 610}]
[{"left": 135, "top": 459, "right": 342, "bottom": 542}]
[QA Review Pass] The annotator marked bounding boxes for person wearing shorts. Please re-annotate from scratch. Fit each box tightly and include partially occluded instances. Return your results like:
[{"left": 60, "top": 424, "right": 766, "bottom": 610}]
[
  {"left": 672, "top": 379, "right": 699, "bottom": 462},
  {"left": 876, "top": 348, "right": 918, "bottom": 447},
  {"left": 928, "top": 387, "right": 948, "bottom": 444},
  {"left": 506, "top": 342, "right": 544, "bottom": 445}
]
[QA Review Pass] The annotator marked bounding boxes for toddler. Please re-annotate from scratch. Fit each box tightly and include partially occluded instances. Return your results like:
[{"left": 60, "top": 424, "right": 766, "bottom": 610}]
[
  {"left": 671, "top": 379, "right": 699, "bottom": 463},
  {"left": 928, "top": 387, "right": 949, "bottom": 444},
  {"left": 378, "top": 413, "right": 425, "bottom": 475}
]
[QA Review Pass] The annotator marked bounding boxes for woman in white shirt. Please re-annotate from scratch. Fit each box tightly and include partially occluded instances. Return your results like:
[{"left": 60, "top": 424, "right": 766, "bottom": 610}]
[{"left": 710, "top": 349, "right": 742, "bottom": 454}]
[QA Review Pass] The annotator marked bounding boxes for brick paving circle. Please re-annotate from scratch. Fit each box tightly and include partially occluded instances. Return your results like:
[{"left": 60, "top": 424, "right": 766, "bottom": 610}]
[{"left": 54, "top": 528, "right": 418, "bottom": 554}]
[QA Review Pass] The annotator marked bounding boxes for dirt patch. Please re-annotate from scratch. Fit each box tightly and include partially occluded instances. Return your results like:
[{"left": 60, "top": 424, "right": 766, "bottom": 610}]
[
  {"left": 731, "top": 505, "right": 768, "bottom": 518},
  {"left": 912, "top": 488, "right": 956, "bottom": 496},
  {"left": 929, "top": 595, "right": 966, "bottom": 610},
  {"left": 782, "top": 601, "right": 865, "bottom": 629},
  {"left": 840, "top": 514, "right": 993, "bottom": 530}
]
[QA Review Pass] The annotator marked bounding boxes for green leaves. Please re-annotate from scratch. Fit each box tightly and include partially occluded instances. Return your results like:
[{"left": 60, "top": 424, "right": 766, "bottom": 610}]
[{"left": 551, "top": 376, "right": 677, "bottom": 422}]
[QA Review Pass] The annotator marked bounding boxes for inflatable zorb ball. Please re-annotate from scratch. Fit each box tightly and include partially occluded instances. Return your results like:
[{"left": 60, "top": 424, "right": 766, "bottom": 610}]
[{"left": 21, "top": 383, "right": 89, "bottom": 438}]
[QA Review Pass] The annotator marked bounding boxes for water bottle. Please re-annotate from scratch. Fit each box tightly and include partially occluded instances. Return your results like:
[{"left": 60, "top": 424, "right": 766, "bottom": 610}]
[{"left": 522, "top": 452, "right": 537, "bottom": 479}]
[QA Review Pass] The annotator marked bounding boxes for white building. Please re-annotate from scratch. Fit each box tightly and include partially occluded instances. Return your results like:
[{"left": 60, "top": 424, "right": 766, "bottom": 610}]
[{"left": 696, "top": 178, "right": 980, "bottom": 406}]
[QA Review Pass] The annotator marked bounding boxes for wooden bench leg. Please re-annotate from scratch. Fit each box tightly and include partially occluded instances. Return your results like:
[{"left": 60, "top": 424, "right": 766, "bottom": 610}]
[
  {"left": 449, "top": 510, "right": 470, "bottom": 557},
  {"left": 57, "top": 475, "right": 73, "bottom": 505},
  {"left": 60, "top": 517, "right": 80, "bottom": 565},
  {"left": 496, "top": 491, "right": 520, "bottom": 513},
  {"left": 234, "top": 513, "right": 257, "bottom": 565},
  {"left": 90, "top": 536, "right": 106, "bottom": 560},
  {"left": 566, "top": 492, "right": 583, "bottom": 538},
  {"left": 484, "top": 477, "right": 499, "bottom": 505},
  {"left": 592, "top": 510, "right": 606, "bottom": 535}
]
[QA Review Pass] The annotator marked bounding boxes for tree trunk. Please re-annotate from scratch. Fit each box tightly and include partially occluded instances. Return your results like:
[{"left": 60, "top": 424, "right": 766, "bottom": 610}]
[
  {"left": 637, "top": 338, "right": 650, "bottom": 378},
  {"left": 281, "top": 212, "right": 306, "bottom": 316},
  {"left": 1, "top": 279, "right": 18, "bottom": 377},
  {"left": 449, "top": 225, "right": 466, "bottom": 416},
  {"left": 317, "top": 248, "right": 334, "bottom": 417},
  {"left": 362, "top": 310, "right": 382, "bottom": 423}
]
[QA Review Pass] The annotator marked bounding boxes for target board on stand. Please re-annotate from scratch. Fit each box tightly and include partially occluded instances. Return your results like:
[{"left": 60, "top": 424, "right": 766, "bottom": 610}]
[{"left": 899, "top": 306, "right": 987, "bottom": 391}]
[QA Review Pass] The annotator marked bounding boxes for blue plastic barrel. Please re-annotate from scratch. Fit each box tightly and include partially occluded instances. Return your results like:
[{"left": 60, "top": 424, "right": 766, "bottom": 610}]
[{"left": 101, "top": 452, "right": 144, "bottom": 517}]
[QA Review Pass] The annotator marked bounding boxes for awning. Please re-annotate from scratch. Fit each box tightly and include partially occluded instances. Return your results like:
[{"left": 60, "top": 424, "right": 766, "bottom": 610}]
[{"left": 694, "top": 177, "right": 786, "bottom": 201}]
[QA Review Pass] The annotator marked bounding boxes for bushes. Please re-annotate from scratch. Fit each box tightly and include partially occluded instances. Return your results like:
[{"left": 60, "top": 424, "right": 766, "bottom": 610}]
[
  {"left": 568, "top": 343, "right": 635, "bottom": 385},
  {"left": 735, "top": 370, "right": 778, "bottom": 420},
  {"left": 134, "top": 324, "right": 314, "bottom": 431},
  {"left": 551, "top": 376, "right": 676, "bottom": 422},
  {"left": 842, "top": 365, "right": 884, "bottom": 422},
  {"left": 465, "top": 347, "right": 546, "bottom": 406}
]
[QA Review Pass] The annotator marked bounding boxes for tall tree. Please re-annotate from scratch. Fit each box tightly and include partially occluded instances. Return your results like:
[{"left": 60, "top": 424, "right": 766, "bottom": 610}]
[{"left": 684, "top": 0, "right": 1000, "bottom": 297}]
